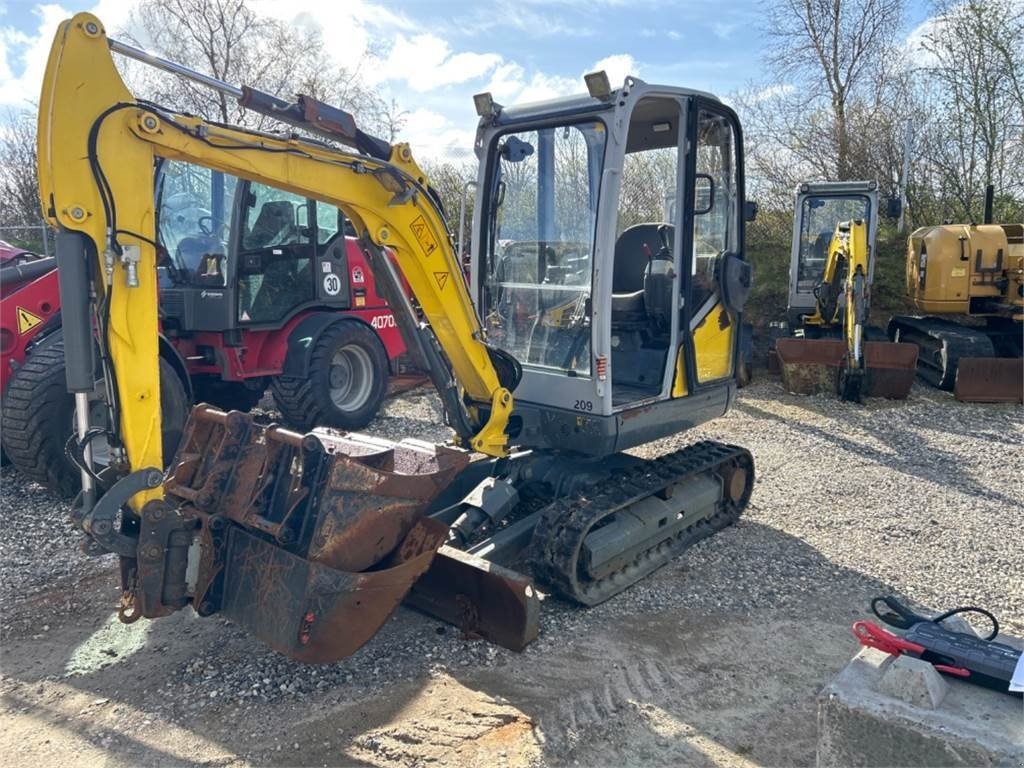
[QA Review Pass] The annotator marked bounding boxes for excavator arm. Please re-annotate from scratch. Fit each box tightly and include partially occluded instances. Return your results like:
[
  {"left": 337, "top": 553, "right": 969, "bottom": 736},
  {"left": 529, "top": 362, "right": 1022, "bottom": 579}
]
[{"left": 38, "top": 13, "right": 513, "bottom": 502}]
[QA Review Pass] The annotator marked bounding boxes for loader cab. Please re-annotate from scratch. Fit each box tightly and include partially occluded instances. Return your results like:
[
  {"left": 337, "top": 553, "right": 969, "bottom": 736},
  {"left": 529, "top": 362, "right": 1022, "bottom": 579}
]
[
  {"left": 155, "top": 160, "right": 358, "bottom": 333},
  {"left": 472, "top": 77, "right": 749, "bottom": 455},
  {"left": 788, "top": 181, "right": 879, "bottom": 328}
]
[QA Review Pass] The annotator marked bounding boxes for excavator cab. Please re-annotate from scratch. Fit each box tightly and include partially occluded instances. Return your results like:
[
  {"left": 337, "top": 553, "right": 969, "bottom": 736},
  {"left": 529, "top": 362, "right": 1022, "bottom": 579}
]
[
  {"left": 786, "top": 181, "right": 878, "bottom": 329},
  {"left": 38, "top": 14, "right": 754, "bottom": 664},
  {"left": 472, "top": 85, "right": 751, "bottom": 454}
]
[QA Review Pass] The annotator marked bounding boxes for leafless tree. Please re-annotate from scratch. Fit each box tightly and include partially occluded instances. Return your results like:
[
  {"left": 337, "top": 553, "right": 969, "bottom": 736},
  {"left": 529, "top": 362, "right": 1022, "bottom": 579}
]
[
  {"left": 0, "top": 110, "right": 44, "bottom": 241},
  {"left": 911, "top": 0, "right": 1024, "bottom": 223},
  {"left": 764, "top": 0, "right": 905, "bottom": 180},
  {"left": 124, "top": 0, "right": 396, "bottom": 137}
]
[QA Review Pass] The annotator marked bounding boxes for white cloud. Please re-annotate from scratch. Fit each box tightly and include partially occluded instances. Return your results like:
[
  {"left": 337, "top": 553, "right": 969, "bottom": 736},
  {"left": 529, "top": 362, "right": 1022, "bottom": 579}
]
[
  {"left": 399, "top": 106, "right": 477, "bottom": 161},
  {"left": 0, "top": 2, "right": 648, "bottom": 163},
  {"left": 0, "top": 0, "right": 139, "bottom": 108},
  {"left": 712, "top": 22, "right": 737, "bottom": 39},
  {"left": 378, "top": 32, "right": 502, "bottom": 91},
  {"left": 589, "top": 53, "right": 638, "bottom": 88}
]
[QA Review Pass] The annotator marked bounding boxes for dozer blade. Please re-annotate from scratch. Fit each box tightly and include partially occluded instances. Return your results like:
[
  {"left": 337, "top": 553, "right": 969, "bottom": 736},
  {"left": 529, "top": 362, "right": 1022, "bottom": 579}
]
[
  {"left": 862, "top": 341, "right": 918, "bottom": 399},
  {"left": 154, "top": 405, "right": 471, "bottom": 663},
  {"left": 775, "top": 337, "right": 846, "bottom": 395},
  {"left": 954, "top": 357, "right": 1024, "bottom": 403},
  {"left": 407, "top": 545, "right": 540, "bottom": 652}
]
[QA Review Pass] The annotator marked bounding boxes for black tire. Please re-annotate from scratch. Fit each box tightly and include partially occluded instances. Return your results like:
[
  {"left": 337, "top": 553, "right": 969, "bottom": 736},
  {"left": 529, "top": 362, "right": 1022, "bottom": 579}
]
[
  {"left": 271, "top": 321, "right": 388, "bottom": 432},
  {"left": 191, "top": 376, "right": 266, "bottom": 412},
  {"left": 1, "top": 337, "right": 191, "bottom": 498}
]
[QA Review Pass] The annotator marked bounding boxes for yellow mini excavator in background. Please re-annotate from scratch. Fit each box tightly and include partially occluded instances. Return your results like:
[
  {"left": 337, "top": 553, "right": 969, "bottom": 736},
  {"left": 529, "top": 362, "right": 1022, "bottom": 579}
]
[
  {"left": 776, "top": 182, "right": 918, "bottom": 401},
  {"left": 38, "top": 14, "right": 755, "bottom": 662},
  {"left": 888, "top": 187, "right": 1023, "bottom": 403}
]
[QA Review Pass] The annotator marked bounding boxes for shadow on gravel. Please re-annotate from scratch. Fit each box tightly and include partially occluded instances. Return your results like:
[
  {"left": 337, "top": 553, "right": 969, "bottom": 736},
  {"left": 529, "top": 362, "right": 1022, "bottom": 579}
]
[
  {"left": 3, "top": 518, "right": 903, "bottom": 767},
  {"left": 734, "top": 399, "right": 1020, "bottom": 509}
]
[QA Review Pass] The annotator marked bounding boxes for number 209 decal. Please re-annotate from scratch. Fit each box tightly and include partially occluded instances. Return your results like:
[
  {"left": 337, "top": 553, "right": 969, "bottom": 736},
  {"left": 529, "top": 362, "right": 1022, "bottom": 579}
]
[{"left": 573, "top": 399, "right": 593, "bottom": 412}]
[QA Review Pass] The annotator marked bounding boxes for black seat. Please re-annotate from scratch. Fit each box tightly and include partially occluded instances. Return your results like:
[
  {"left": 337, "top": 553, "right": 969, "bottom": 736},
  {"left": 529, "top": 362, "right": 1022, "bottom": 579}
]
[
  {"left": 246, "top": 201, "right": 296, "bottom": 249},
  {"left": 612, "top": 223, "right": 672, "bottom": 318}
]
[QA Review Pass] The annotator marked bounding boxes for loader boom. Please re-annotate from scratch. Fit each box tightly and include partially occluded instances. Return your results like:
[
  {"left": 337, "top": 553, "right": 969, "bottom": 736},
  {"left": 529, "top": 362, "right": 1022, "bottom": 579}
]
[{"left": 37, "top": 13, "right": 512, "bottom": 504}]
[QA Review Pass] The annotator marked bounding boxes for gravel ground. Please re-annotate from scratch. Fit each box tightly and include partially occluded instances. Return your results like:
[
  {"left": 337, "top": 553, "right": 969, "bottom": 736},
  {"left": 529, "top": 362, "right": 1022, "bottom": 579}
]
[{"left": 0, "top": 376, "right": 1021, "bottom": 767}]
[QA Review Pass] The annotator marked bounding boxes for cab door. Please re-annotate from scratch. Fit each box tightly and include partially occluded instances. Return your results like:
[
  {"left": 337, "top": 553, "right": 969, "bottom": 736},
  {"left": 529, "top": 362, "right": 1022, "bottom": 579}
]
[{"left": 673, "top": 100, "right": 746, "bottom": 397}]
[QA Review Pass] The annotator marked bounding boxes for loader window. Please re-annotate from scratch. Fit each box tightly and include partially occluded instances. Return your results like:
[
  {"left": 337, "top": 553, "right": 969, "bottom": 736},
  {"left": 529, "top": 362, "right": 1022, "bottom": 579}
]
[
  {"left": 238, "top": 183, "right": 316, "bottom": 323},
  {"left": 482, "top": 120, "right": 606, "bottom": 374},
  {"left": 795, "top": 195, "right": 870, "bottom": 293},
  {"left": 156, "top": 161, "right": 239, "bottom": 286}
]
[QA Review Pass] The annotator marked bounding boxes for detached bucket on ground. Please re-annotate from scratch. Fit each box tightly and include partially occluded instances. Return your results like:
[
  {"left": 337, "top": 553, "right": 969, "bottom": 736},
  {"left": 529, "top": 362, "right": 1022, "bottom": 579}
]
[
  {"left": 954, "top": 357, "right": 1024, "bottom": 403},
  {"left": 862, "top": 342, "right": 918, "bottom": 399},
  {"left": 776, "top": 338, "right": 846, "bottom": 395}
]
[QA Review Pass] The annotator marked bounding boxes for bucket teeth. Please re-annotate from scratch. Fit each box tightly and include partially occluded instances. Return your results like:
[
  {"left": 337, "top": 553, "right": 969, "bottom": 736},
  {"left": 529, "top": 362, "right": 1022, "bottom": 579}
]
[{"left": 154, "top": 405, "right": 470, "bottom": 662}]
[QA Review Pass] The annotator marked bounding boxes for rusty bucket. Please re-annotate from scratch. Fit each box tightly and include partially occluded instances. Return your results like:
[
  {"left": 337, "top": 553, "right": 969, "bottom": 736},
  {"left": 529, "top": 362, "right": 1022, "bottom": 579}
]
[
  {"left": 775, "top": 337, "right": 846, "bottom": 395},
  {"left": 863, "top": 341, "right": 919, "bottom": 399},
  {"left": 954, "top": 357, "right": 1024, "bottom": 403},
  {"left": 160, "top": 406, "right": 471, "bottom": 662}
]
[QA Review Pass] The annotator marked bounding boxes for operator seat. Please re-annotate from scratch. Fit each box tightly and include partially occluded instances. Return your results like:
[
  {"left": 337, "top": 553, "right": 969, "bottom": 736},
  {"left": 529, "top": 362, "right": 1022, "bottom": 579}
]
[
  {"left": 246, "top": 201, "right": 296, "bottom": 249},
  {"left": 612, "top": 223, "right": 673, "bottom": 321}
]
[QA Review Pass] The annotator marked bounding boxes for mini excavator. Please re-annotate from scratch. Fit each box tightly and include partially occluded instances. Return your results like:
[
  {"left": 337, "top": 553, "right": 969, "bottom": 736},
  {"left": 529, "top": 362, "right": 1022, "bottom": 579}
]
[
  {"left": 38, "top": 13, "right": 754, "bottom": 662},
  {"left": 776, "top": 182, "right": 917, "bottom": 401}
]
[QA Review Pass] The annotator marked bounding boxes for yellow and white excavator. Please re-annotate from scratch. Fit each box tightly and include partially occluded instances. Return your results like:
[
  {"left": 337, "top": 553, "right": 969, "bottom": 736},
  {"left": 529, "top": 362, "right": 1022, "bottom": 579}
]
[
  {"left": 38, "top": 13, "right": 755, "bottom": 662},
  {"left": 776, "top": 182, "right": 918, "bottom": 401}
]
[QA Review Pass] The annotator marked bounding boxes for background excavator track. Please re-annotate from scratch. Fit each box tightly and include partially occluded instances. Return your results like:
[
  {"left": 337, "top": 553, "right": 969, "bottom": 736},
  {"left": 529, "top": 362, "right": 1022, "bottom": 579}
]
[{"left": 532, "top": 441, "right": 755, "bottom": 606}]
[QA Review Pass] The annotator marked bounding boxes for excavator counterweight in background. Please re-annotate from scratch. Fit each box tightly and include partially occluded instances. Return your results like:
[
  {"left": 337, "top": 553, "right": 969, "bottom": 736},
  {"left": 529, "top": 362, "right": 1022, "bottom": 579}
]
[
  {"left": 888, "top": 186, "right": 1023, "bottom": 403},
  {"left": 38, "top": 14, "right": 755, "bottom": 662}
]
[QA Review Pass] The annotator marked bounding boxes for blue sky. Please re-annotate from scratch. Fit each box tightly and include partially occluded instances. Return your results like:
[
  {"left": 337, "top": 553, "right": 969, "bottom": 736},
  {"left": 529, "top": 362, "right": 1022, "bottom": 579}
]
[{"left": 1, "top": 0, "right": 933, "bottom": 161}]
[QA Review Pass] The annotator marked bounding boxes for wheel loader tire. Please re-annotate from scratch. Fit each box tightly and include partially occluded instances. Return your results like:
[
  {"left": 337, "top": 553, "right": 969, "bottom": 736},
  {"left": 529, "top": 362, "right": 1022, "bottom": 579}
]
[
  {"left": 191, "top": 376, "right": 266, "bottom": 412},
  {"left": 271, "top": 320, "right": 388, "bottom": 432},
  {"left": 1, "top": 337, "right": 190, "bottom": 498}
]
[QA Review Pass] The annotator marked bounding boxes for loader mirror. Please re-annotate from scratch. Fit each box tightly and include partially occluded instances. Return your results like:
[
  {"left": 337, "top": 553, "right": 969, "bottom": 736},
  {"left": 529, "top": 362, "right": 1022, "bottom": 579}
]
[
  {"left": 886, "top": 196, "right": 902, "bottom": 219},
  {"left": 694, "top": 174, "right": 714, "bottom": 215},
  {"left": 744, "top": 200, "right": 759, "bottom": 222}
]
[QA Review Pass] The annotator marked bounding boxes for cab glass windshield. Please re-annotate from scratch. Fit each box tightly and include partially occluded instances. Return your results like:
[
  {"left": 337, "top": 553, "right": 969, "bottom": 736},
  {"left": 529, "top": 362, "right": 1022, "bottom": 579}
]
[{"left": 481, "top": 120, "right": 606, "bottom": 375}]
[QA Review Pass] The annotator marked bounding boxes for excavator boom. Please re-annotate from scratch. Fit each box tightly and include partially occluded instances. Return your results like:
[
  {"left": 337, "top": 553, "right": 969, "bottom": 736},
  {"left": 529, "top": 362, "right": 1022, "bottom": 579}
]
[
  {"left": 39, "top": 13, "right": 513, "bottom": 482},
  {"left": 38, "top": 13, "right": 523, "bottom": 661}
]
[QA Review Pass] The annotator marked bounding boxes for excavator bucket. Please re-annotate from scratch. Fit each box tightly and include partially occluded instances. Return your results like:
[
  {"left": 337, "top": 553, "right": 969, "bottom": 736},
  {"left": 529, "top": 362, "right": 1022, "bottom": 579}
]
[
  {"left": 862, "top": 341, "right": 918, "bottom": 399},
  {"left": 775, "top": 338, "right": 846, "bottom": 395},
  {"left": 157, "top": 406, "right": 471, "bottom": 662},
  {"left": 954, "top": 357, "right": 1024, "bottom": 403}
]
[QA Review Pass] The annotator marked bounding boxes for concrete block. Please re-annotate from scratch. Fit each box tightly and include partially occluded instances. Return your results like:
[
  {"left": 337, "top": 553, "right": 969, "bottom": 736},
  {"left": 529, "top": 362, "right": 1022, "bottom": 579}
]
[
  {"left": 817, "top": 647, "right": 1024, "bottom": 767},
  {"left": 876, "top": 654, "right": 949, "bottom": 710}
]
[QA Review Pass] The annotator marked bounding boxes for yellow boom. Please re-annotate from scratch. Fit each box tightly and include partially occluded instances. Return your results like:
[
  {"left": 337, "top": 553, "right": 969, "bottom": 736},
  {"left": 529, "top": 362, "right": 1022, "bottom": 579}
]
[{"left": 37, "top": 12, "right": 512, "bottom": 505}]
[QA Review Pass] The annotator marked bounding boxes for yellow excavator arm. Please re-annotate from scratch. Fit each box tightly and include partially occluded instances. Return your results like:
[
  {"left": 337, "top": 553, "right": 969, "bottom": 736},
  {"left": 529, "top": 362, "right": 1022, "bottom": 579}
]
[
  {"left": 38, "top": 12, "right": 512, "bottom": 499},
  {"left": 800, "top": 219, "right": 870, "bottom": 362}
]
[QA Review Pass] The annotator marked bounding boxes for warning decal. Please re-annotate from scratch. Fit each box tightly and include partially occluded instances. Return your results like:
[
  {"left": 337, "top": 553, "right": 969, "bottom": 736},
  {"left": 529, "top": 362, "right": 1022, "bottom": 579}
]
[
  {"left": 433, "top": 271, "right": 449, "bottom": 290},
  {"left": 16, "top": 307, "right": 43, "bottom": 335},
  {"left": 410, "top": 216, "right": 438, "bottom": 255}
]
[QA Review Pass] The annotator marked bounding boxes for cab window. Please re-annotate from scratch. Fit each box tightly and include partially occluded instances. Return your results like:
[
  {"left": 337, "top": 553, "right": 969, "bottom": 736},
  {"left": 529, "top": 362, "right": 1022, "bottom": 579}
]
[
  {"left": 237, "top": 184, "right": 315, "bottom": 323},
  {"left": 156, "top": 161, "right": 238, "bottom": 286},
  {"left": 692, "top": 109, "right": 738, "bottom": 311}
]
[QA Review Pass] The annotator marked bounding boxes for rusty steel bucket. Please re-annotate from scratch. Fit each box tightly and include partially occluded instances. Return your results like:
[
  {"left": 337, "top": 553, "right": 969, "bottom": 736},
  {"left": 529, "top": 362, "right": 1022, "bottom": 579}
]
[
  {"left": 954, "top": 357, "right": 1024, "bottom": 403},
  {"left": 862, "top": 341, "right": 919, "bottom": 399},
  {"left": 775, "top": 337, "right": 846, "bottom": 395},
  {"left": 160, "top": 406, "right": 470, "bottom": 662}
]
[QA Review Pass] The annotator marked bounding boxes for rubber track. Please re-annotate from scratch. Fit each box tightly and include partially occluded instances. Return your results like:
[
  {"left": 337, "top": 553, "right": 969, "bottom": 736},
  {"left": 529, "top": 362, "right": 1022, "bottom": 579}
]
[
  {"left": 531, "top": 440, "right": 754, "bottom": 606},
  {"left": 890, "top": 316, "right": 994, "bottom": 389},
  {"left": 1, "top": 338, "right": 77, "bottom": 497}
]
